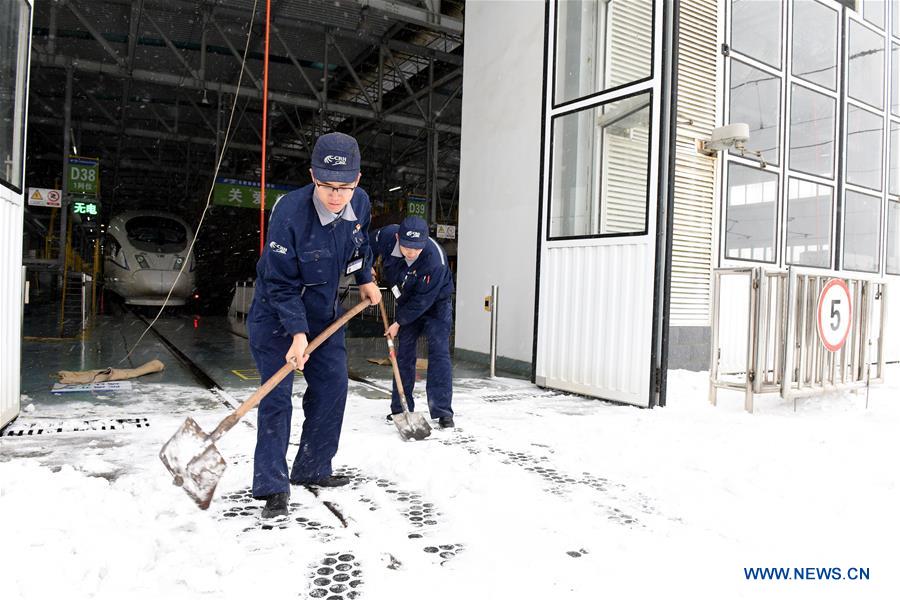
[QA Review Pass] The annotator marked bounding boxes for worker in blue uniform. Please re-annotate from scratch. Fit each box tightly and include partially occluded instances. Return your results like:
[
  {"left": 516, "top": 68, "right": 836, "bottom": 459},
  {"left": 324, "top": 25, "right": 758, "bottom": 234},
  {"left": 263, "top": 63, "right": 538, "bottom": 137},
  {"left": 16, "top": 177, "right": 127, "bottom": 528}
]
[
  {"left": 370, "top": 216, "right": 455, "bottom": 429},
  {"left": 247, "top": 132, "right": 382, "bottom": 518}
]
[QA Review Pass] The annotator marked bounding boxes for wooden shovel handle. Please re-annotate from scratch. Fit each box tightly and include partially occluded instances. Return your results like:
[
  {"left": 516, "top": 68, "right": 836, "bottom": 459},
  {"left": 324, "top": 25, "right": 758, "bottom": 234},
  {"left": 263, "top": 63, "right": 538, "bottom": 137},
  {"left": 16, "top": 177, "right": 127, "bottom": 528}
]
[
  {"left": 378, "top": 299, "right": 410, "bottom": 409},
  {"left": 209, "top": 299, "right": 371, "bottom": 441}
]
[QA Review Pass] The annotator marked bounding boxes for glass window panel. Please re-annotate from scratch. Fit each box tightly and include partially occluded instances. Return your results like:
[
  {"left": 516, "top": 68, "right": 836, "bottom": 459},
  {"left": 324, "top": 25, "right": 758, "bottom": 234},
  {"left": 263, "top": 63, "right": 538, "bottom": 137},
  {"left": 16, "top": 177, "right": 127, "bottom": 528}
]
[
  {"left": 549, "top": 93, "right": 651, "bottom": 238},
  {"left": 890, "top": 121, "right": 900, "bottom": 195},
  {"left": 730, "top": 61, "right": 781, "bottom": 166},
  {"left": 725, "top": 163, "right": 778, "bottom": 262},
  {"left": 789, "top": 84, "right": 836, "bottom": 178},
  {"left": 848, "top": 20, "right": 886, "bottom": 110},
  {"left": 863, "top": 0, "right": 886, "bottom": 29},
  {"left": 0, "top": 0, "right": 30, "bottom": 192},
  {"left": 731, "top": 0, "right": 782, "bottom": 68},
  {"left": 792, "top": 0, "right": 838, "bottom": 90},
  {"left": 887, "top": 199, "right": 900, "bottom": 274},
  {"left": 846, "top": 105, "right": 884, "bottom": 191},
  {"left": 843, "top": 190, "right": 882, "bottom": 272},
  {"left": 786, "top": 179, "right": 833, "bottom": 267},
  {"left": 892, "top": 42, "right": 900, "bottom": 115},
  {"left": 554, "top": 0, "right": 652, "bottom": 105},
  {"left": 894, "top": 0, "right": 900, "bottom": 38}
]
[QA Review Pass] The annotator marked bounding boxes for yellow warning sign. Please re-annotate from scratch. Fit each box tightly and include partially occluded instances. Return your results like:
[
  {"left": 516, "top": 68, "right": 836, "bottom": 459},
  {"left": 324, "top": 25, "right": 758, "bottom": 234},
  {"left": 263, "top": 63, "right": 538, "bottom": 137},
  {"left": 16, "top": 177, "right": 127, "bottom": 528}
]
[{"left": 27, "top": 187, "right": 62, "bottom": 208}]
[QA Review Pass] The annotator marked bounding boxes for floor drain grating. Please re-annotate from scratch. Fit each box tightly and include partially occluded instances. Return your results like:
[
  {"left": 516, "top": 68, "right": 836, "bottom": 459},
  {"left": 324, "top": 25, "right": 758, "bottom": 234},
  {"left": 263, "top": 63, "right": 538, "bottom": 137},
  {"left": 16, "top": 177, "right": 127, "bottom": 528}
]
[
  {"left": 306, "top": 552, "right": 363, "bottom": 599},
  {"left": 217, "top": 488, "right": 335, "bottom": 539},
  {"left": 2, "top": 417, "right": 151, "bottom": 437}
]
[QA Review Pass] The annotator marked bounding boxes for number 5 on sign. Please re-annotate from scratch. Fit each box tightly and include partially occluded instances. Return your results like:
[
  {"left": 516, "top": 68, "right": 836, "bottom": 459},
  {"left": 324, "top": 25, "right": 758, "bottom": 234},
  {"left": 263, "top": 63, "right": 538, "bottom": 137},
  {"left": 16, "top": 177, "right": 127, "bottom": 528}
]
[{"left": 816, "top": 279, "right": 852, "bottom": 352}]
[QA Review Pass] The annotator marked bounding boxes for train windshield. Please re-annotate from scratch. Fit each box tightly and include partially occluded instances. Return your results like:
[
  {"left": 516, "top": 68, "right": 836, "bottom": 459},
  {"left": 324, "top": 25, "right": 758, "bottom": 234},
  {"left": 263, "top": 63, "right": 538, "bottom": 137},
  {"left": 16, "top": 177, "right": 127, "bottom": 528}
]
[{"left": 125, "top": 216, "right": 188, "bottom": 253}]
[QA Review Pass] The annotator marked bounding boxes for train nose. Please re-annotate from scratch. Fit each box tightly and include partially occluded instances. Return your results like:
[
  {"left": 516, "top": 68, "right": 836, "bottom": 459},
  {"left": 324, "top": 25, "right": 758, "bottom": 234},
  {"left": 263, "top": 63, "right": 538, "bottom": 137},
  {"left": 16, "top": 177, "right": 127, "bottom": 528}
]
[{"left": 131, "top": 269, "right": 192, "bottom": 297}]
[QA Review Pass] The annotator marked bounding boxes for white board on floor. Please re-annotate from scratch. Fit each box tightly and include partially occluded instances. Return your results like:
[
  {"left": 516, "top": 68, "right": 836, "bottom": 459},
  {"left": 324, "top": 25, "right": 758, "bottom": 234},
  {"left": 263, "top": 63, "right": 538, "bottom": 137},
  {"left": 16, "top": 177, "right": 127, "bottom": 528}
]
[{"left": 51, "top": 381, "right": 134, "bottom": 394}]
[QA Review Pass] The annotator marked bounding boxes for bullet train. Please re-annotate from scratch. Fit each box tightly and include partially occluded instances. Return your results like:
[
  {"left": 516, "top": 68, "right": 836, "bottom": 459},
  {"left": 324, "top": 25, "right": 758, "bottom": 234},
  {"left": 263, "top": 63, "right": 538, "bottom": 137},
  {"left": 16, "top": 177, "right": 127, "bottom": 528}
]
[{"left": 103, "top": 211, "right": 196, "bottom": 306}]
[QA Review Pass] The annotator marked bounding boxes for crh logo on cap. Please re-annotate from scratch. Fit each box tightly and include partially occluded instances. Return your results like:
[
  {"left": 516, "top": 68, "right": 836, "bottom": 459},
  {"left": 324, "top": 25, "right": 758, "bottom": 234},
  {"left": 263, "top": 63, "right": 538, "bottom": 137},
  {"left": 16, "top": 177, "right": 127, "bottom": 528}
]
[
  {"left": 323, "top": 155, "right": 348, "bottom": 166},
  {"left": 405, "top": 230, "right": 421, "bottom": 238}
]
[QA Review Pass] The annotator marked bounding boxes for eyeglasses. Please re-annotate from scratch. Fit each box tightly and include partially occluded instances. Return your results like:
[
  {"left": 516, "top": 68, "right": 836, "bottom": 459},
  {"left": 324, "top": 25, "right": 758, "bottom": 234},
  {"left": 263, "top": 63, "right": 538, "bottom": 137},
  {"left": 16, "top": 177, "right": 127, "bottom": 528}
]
[{"left": 315, "top": 180, "right": 356, "bottom": 196}]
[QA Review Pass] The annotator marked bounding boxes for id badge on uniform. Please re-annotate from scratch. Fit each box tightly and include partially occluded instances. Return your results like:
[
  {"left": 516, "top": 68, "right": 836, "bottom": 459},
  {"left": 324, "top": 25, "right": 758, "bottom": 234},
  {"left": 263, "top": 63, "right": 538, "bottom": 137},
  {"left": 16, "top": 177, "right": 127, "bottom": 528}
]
[
  {"left": 391, "top": 285, "right": 401, "bottom": 299},
  {"left": 345, "top": 258, "right": 363, "bottom": 275}
]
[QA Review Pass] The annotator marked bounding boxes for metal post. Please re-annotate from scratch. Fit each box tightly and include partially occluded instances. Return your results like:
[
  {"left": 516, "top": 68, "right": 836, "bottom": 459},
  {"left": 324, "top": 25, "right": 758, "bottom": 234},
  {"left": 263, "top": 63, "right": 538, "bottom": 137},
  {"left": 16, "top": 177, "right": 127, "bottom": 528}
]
[
  {"left": 708, "top": 271, "right": 722, "bottom": 406},
  {"left": 781, "top": 268, "right": 802, "bottom": 400},
  {"left": 877, "top": 283, "right": 886, "bottom": 380},
  {"left": 59, "top": 66, "right": 73, "bottom": 269},
  {"left": 745, "top": 269, "right": 759, "bottom": 413},
  {"left": 489, "top": 285, "right": 499, "bottom": 378},
  {"left": 81, "top": 273, "right": 87, "bottom": 331}
]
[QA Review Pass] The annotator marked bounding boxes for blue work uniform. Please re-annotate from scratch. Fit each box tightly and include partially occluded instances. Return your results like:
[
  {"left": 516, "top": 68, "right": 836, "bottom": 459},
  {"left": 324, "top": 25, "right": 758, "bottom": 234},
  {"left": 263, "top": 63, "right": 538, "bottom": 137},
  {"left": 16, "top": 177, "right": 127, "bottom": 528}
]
[
  {"left": 370, "top": 225, "right": 454, "bottom": 418},
  {"left": 247, "top": 183, "right": 373, "bottom": 498}
]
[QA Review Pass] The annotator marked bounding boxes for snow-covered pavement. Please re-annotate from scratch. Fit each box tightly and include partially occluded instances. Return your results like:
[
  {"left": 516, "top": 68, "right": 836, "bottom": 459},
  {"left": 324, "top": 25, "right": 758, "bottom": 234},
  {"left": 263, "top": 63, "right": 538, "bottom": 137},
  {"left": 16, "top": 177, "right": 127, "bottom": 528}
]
[{"left": 2, "top": 367, "right": 898, "bottom": 600}]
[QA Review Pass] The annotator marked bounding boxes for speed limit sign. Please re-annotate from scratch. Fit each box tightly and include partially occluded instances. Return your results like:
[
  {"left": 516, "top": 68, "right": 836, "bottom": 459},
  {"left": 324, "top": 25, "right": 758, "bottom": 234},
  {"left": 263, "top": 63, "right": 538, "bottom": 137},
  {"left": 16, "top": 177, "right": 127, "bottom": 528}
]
[{"left": 816, "top": 279, "right": 852, "bottom": 352}]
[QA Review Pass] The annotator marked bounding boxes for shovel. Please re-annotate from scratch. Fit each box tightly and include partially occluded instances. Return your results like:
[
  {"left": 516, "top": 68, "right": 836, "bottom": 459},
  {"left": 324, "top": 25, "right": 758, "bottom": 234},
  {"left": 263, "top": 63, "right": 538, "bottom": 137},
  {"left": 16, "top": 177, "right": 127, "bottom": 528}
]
[
  {"left": 378, "top": 300, "right": 432, "bottom": 441},
  {"left": 160, "top": 299, "right": 372, "bottom": 509}
]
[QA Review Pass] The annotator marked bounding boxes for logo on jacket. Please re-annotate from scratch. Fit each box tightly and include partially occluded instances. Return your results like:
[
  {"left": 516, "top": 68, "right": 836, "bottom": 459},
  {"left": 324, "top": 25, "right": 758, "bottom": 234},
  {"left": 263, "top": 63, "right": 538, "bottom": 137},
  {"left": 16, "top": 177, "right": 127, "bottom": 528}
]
[
  {"left": 269, "top": 241, "right": 288, "bottom": 255},
  {"left": 323, "top": 155, "right": 348, "bottom": 166},
  {"left": 405, "top": 231, "right": 421, "bottom": 238}
]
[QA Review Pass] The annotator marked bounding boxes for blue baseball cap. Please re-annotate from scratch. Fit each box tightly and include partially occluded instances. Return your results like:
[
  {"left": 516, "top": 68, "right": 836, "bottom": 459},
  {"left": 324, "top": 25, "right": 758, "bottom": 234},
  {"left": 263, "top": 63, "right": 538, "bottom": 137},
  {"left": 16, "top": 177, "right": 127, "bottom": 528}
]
[
  {"left": 399, "top": 216, "right": 429, "bottom": 249},
  {"left": 311, "top": 132, "right": 361, "bottom": 183}
]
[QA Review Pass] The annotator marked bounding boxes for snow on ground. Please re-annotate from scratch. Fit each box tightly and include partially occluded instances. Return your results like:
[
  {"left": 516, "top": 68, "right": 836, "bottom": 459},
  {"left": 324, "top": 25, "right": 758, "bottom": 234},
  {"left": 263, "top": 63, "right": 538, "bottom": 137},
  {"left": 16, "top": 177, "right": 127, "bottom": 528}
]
[{"left": 1, "top": 367, "right": 898, "bottom": 600}]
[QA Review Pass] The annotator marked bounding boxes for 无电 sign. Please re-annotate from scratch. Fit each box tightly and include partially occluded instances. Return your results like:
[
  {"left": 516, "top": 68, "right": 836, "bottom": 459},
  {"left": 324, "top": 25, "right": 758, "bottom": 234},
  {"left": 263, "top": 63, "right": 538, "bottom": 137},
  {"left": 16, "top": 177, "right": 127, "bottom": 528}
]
[
  {"left": 72, "top": 200, "right": 100, "bottom": 216},
  {"left": 67, "top": 156, "right": 100, "bottom": 195}
]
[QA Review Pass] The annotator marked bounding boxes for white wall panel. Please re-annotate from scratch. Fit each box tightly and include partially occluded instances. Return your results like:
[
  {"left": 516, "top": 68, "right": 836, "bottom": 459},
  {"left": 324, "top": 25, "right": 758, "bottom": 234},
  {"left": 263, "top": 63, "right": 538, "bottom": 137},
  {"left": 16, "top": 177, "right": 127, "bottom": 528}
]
[
  {"left": 455, "top": 0, "right": 544, "bottom": 364},
  {"left": 670, "top": 0, "right": 720, "bottom": 327},
  {"left": 536, "top": 242, "right": 653, "bottom": 404},
  {"left": 0, "top": 197, "right": 24, "bottom": 428},
  {"left": 1, "top": 0, "right": 32, "bottom": 429}
]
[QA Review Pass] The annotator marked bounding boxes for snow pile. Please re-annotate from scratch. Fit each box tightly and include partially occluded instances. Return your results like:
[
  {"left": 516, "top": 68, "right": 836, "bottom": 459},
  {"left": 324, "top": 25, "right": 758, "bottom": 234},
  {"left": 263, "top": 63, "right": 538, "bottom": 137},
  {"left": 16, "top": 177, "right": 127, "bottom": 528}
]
[{"left": 1, "top": 367, "right": 897, "bottom": 599}]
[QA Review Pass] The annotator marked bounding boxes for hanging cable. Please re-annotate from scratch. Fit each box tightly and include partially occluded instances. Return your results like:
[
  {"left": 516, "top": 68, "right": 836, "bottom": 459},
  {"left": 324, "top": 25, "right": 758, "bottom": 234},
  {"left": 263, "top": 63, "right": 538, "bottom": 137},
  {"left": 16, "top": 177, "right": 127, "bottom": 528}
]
[
  {"left": 121, "top": 0, "right": 261, "bottom": 363},
  {"left": 259, "top": 0, "right": 272, "bottom": 256}
]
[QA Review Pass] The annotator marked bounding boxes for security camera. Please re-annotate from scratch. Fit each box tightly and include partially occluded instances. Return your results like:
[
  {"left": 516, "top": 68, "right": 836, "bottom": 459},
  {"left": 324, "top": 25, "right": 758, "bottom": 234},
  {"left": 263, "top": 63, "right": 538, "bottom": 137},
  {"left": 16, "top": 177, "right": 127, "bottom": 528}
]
[
  {"left": 699, "top": 122, "right": 766, "bottom": 168},
  {"left": 700, "top": 123, "right": 750, "bottom": 153}
]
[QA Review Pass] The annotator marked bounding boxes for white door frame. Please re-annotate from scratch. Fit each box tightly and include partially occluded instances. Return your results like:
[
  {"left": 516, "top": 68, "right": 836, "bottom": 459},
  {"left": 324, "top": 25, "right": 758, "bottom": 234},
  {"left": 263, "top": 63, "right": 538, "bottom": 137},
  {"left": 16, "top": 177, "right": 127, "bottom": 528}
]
[
  {"left": 533, "top": 0, "right": 674, "bottom": 407},
  {"left": 1, "top": 0, "right": 34, "bottom": 429}
]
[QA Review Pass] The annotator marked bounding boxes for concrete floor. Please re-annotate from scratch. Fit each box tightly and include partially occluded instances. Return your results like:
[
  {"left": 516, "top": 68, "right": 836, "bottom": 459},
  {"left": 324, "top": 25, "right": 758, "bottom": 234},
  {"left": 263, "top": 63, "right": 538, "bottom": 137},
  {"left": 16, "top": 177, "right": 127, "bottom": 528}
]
[{"left": 16, "top": 307, "right": 522, "bottom": 420}]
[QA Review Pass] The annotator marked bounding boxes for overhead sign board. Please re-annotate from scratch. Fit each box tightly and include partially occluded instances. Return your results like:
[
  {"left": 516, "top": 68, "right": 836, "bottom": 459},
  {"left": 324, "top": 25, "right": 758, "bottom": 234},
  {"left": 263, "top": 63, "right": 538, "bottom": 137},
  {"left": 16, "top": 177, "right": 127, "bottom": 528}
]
[
  {"left": 816, "top": 278, "right": 852, "bottom": 352},
  {"left": 27, "top": 187, "right": 62, "bottom": 208},
  {"left": 67, "top": 156, "right": 100, "bottom": 195},
  {"left": 406, "top": 197, "right": 427, "bottom": 219},
  {"left": 436, "top": 224, "right": 456, "bottom": 239},
  {"left": 212, "top": 177, "right": 293, "bottom": 210}
]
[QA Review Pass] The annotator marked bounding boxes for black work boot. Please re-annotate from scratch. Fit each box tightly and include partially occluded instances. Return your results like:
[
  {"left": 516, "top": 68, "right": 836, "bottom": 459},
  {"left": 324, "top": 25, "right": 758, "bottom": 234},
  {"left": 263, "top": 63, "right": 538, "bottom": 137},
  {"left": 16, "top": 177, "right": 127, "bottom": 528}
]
[
  {"left": 302, "top": 475, "right": 350, "bottom": 488},
  {"left": 261, "top": 492, "right": 290, "bottom": 519},
  {"left": 438, "top": 416, "right": 455, "bottom": 429}
]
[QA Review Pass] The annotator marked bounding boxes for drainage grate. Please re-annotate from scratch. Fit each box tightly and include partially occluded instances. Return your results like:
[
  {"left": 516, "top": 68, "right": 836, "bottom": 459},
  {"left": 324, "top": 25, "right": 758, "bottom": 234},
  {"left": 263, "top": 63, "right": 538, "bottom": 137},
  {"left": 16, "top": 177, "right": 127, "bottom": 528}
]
[
  {"left": 332, "top": 467, "right": 442, "bottom": 530},
  {"left": 306, "top": 552, "right": 363, "bottom": 599},
  {"left": 443, "top": 433, "right": 655, "bottom": 527},
  {"left": 423, "top": 543, "right": 465, "bottom": 565},
  {"left": 217, "top": 488, "right": 336, "bottom": 539},
  {"left": 2, "top": 417, "right": 151, "bottom": 437},
  {"left": 481, "top": 390, "right": 562, "bottom": 403}
]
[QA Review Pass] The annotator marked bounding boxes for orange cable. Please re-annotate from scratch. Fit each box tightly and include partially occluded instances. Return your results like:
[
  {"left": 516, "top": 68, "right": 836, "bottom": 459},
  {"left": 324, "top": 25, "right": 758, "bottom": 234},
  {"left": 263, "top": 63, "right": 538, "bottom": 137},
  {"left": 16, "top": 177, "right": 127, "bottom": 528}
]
[{"left": 259, "top": 0, "right": 272, "bottom": 256}]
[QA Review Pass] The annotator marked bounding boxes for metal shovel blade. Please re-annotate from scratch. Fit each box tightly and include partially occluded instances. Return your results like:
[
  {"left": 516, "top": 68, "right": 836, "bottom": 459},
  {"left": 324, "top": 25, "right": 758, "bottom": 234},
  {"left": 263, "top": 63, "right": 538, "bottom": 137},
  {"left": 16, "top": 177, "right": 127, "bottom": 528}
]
[
  {"left": 391, "top": 411, "right": 432, "bottom": 441},
  {"left": 159, "top": 417, "right": 227, "bottom": 509}
]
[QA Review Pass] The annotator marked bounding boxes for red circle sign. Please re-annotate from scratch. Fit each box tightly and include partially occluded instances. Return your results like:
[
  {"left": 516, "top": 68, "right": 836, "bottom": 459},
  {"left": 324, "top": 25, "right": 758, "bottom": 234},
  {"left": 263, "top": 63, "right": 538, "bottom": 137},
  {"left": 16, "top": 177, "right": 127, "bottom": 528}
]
[{"left": 816, "top": 278, "right": 852, "bottom": 352}]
